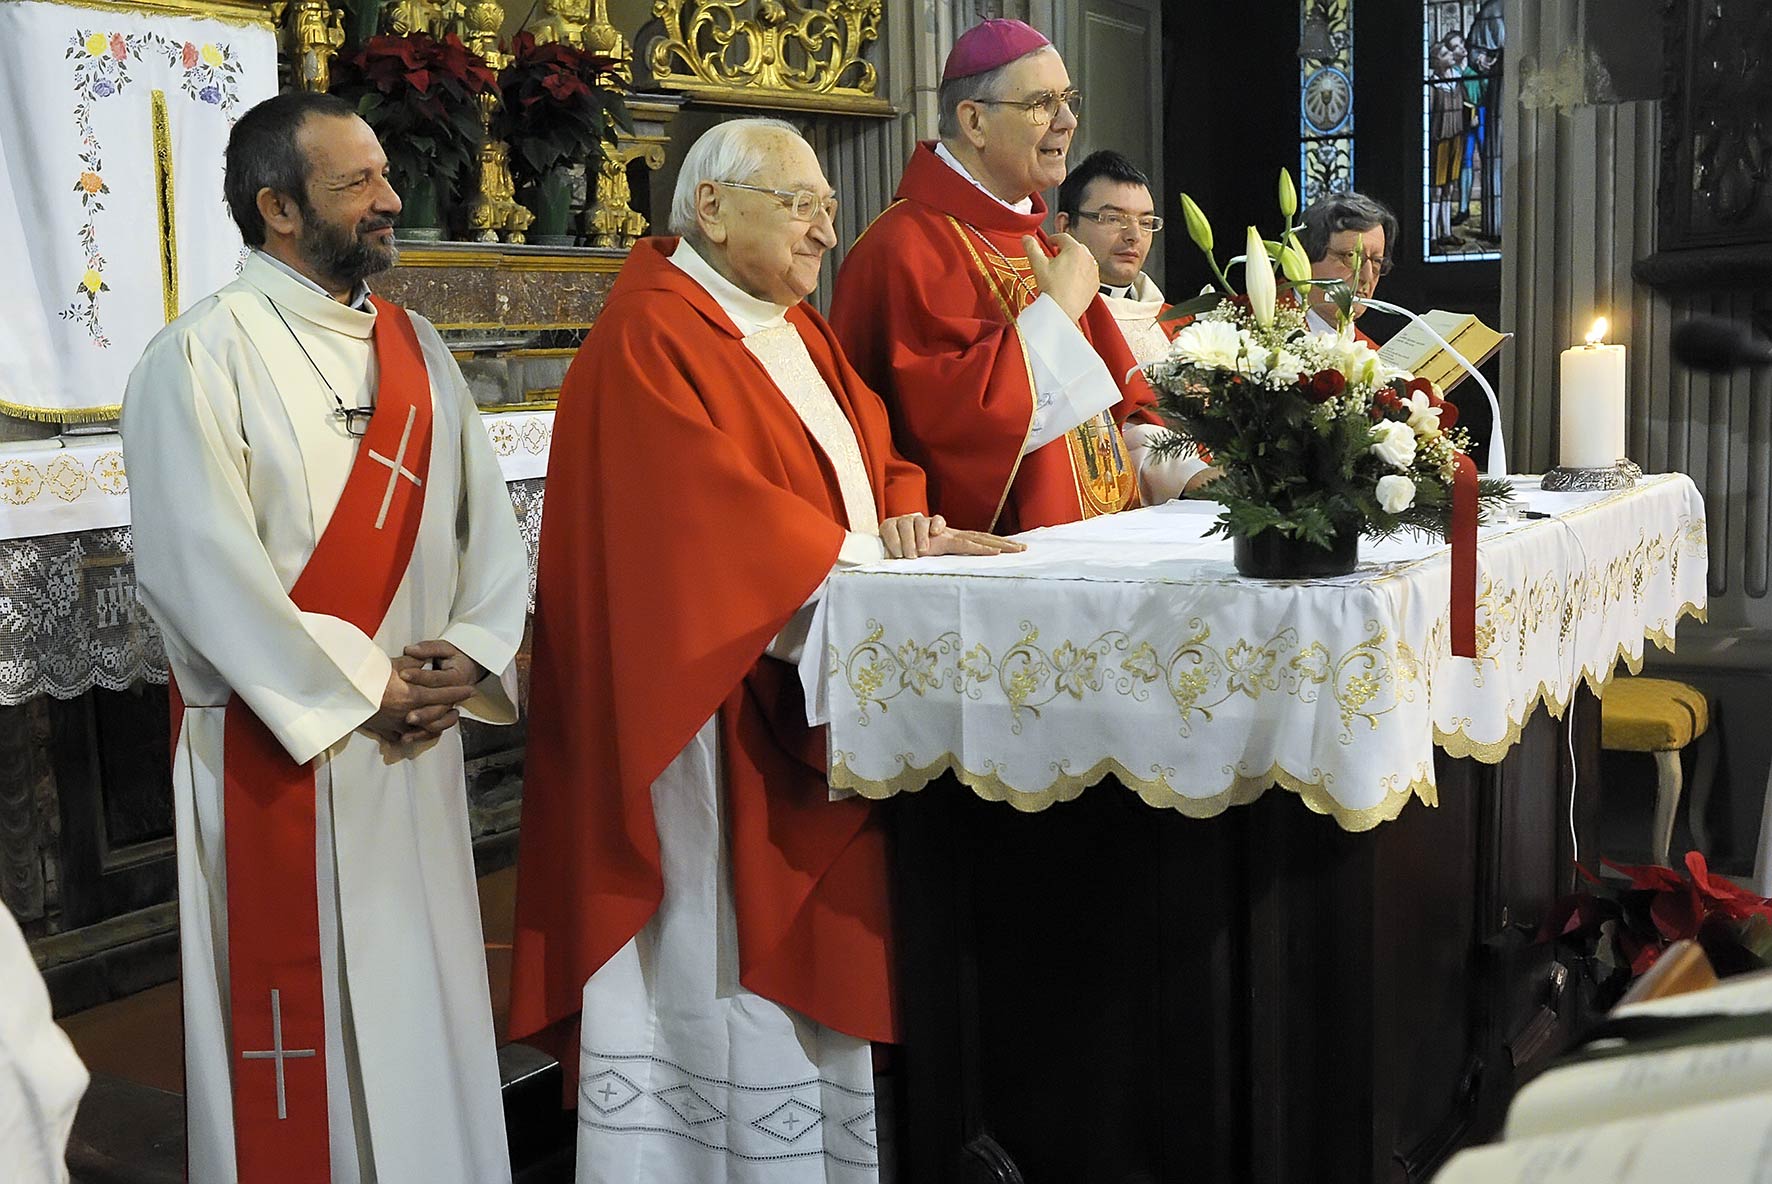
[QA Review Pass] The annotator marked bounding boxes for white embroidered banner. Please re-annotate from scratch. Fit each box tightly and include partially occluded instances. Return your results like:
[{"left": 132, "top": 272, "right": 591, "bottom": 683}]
[{"left": 0, "top": 1, "right": 276, "bottom": 422}]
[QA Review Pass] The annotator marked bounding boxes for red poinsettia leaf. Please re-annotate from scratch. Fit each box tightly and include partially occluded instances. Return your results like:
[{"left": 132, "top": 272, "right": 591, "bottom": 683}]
[
  {"left": 406, "top": 67, "right": 432, "bottom": 94},
  {"left": 1629, "top": 939, "right": 1665, "bottom": 976},
  {"left": 1601, "top": 856, "right": 1687, "bottom": 892},
  {"left": 1649, "top": 882, "right": 1705, "bottom": 941}
]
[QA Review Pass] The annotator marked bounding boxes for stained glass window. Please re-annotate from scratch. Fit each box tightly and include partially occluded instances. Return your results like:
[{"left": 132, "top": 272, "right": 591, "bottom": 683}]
[
  {"left": 1422, "top": 0, "right": 1504, "bottom": 261},
  {"left": 1299, "top": 0, "right": 1354, "bottom": 206}
]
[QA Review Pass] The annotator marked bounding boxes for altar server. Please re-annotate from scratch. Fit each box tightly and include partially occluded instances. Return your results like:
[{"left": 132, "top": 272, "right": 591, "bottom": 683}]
[
  {"left": 508, "top": 117, "right": 1020, "bottom": 1183},
  {"left": 1054, "top": 149, "right": 1214, "bottom": 499},
  {"left": 121, "top": 92, "right": 528, "bottom": 1184},
  {"left": 829, "top": 19, "right": 1172, "bottom": 531}
]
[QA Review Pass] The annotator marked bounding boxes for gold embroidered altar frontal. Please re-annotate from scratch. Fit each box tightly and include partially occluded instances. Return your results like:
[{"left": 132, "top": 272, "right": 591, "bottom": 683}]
[{"left": 801, "top": 474, "right": 1709, "bottom": 831}]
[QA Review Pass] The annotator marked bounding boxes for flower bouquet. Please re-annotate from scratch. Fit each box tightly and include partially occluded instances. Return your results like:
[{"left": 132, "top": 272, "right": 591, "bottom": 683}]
[
  {"left": 491, "top": 31, "right": 629, "bottom": 240},
  {"left": 333, "top": 32, "right": 499, "bottom": 235},
  {"left": 1540, "top": 852, "right": 1772, "bottom": 1009},
  {"left": 1143, "top": 170, "right": 1512, "bottom": 581}
]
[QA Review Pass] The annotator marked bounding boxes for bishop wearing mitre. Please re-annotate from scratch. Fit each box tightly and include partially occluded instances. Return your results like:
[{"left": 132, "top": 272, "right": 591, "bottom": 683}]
[
  {"left": 121, "top": 92, "right": 528, "bottom": 1183},
  {"left": 829, "top": 19, "right": 1177, "bottom": 531}
]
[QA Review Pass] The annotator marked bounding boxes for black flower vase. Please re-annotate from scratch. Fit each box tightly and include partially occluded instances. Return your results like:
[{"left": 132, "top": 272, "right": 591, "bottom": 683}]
[{"left": 1233, "top": 529, "right": 1359, "bottom": 579}]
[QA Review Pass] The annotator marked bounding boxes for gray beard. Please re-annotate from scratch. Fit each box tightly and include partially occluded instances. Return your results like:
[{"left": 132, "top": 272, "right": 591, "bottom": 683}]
[{"left": 300, "top": 216, "right": 398, "bottom": 292}]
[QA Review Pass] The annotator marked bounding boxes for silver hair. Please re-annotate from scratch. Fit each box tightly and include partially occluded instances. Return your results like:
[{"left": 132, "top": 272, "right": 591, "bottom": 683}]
[
  {"left": 936, "top": 46, "right": 1054, "bottom": 140},
  {"left": 669, "top": 117, "right": 804, "bottom": 239}
]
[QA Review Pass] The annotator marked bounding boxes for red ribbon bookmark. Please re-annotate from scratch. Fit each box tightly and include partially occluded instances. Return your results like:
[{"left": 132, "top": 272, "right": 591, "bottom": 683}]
[{"left": 1449, "top": 451, "right": 1479, "bottom": 658}]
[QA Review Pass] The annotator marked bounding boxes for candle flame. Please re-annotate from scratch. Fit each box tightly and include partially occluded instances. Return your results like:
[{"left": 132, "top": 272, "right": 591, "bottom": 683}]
[{"left": 1585, "top": 317, "right": 1609, "bottom": 345}]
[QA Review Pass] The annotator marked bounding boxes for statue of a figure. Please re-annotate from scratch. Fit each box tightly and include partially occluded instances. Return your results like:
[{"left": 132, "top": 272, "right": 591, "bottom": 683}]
[
  {"left": 532, "top": 0, "right": 591, "bottom": 48},
  {"left": 287, "top": 0, "right": 346, "bottom": 92}
]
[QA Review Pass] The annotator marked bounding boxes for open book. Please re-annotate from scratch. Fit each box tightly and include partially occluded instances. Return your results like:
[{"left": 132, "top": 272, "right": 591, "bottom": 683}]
[
  {"left": 1433, "top": 967, "right": 1772, "bottom": 1181},
  {"left": 1376, "top": 310, "right": 1509, "bottom": 395}
]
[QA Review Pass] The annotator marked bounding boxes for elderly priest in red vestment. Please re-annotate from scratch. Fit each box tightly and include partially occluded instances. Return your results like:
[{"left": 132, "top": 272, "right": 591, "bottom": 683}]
[
  {"left": 829, "top": 18, "right": 1180, "bottom": 531},
  {"left": 509, "top": 117, "right": 1022, "bottom": 1183},
  {"left": 121, "top": 93, "right": 529, "bottom": 1183}
]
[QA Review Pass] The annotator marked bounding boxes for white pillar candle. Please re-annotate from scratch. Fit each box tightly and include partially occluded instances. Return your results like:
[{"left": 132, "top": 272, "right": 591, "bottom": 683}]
[{"left": 1558, "top": 322, "right": 1627, "bottom": 469}]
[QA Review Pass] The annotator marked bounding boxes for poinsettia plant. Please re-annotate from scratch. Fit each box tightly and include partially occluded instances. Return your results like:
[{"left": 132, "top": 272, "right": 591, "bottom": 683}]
[
  {"left": 1540, "top": 851, "right": 1772, "bottom": 1007},
  {"left": 1144, "top": 170, "right": 1512, "bottom": 549},
  {"left": 333, "top": 33, "right": 498, "bottom": 212},
  {"left": 492, "top": 31, "right": 629, "bottom": 187}
]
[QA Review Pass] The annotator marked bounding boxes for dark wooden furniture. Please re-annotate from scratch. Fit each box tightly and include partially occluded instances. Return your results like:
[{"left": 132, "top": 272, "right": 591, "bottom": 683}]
[{"left": 888, "top": 690, "right": 1601, "bottom": 1184}]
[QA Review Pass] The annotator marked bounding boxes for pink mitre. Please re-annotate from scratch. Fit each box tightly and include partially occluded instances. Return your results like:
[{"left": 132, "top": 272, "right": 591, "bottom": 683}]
[{"left": 942, "top": 18, "right": 1052, "bottom": 81}]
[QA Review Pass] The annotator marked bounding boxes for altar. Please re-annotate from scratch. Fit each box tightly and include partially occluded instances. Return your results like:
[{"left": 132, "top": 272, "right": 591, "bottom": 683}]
[{"left": 799, "top": 475, "right": 1708, "bottom": 1183}]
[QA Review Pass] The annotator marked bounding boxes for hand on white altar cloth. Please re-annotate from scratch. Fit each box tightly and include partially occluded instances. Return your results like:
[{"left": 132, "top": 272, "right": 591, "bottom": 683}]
[{"left": 881, "top": 512, "right": 1028, "bottom": 559}]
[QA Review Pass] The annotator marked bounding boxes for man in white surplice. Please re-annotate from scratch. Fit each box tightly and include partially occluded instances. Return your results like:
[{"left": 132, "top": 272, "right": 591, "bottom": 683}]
[
  {"left": 120, "top": 92, "right": 527, "bottom": 1183},
  {"left": 508, "top": 118, "right": 1022, "bottom": 1184}
]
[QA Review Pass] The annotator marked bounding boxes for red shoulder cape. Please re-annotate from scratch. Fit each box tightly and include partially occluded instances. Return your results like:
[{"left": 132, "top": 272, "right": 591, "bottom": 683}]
[
  {"left": 509, "top": 239, "right": 923, "bottom": 1070},
  {"left": 829, "top": 141, "right": 1156, "bottom": 533}
]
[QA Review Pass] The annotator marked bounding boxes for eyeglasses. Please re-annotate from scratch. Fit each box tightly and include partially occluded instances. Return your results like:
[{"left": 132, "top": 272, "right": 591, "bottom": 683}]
[
  {"left": 975, "top": 88, "right": 1083, "bottom": 126},
  {"left": 1075, "top": 209, "right": 1163, "bottom": 234},
  {"left": 715, "top": 181, "right": 839, "bottom": 222},
  {"left": 1326, "top": 247, "right": 1394, "bottom": 276},
  {"left": 334, "top": 406, "right": 376, "bottom": 438}
]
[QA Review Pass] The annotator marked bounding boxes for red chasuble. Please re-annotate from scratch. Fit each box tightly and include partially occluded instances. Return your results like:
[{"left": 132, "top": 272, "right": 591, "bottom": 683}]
[
  {"left": 508, "top": 240, "right": 925, "bottom": 1081},
  {"left": 202, "top": 296, "right": 433, "bottom": 1182},
  {"left": 829, "top": 141, "right": 1159, "bottom": 533}
]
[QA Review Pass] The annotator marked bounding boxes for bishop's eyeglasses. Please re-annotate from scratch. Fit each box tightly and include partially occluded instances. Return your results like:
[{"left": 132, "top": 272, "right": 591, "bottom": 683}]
[
  {"left": 715, "top": 181, "right": 840, "bottom": 222},
  {"left": 976, "top": 88, "right": 1083, "bottom": 126}
]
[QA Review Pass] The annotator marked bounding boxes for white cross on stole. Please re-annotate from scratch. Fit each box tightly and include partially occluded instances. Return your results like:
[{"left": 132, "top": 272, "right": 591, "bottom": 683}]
[
  {"left": 239, "top": 988, "right": 318, "bottom": 1120},
  {"left": 369, "top": 404, "right": 424, "bottom": 529}
]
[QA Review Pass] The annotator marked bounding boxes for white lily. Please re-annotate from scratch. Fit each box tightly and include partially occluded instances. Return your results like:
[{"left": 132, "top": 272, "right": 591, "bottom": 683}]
[{"left": 1244, "top": 225, "right": 1276, "bottom": 328}]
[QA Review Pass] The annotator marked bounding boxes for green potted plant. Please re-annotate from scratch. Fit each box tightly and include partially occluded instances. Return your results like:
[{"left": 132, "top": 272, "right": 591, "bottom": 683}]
[
  {"left": 493, "top": 30, "right": 628, "bottom": 244},
  {"left": 334, "top": 32, "right": 499, "bottom": 240}
]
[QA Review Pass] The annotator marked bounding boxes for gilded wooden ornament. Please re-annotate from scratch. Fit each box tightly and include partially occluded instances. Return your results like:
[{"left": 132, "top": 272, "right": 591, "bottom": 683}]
[{"left": 646, "top": 0, "right": 892, "bottom": 116}]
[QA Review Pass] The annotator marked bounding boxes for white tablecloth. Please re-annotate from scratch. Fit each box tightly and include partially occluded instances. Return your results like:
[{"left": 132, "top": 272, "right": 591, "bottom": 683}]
[
  {"left": 803, "top": 474, "right": 1709, "bottom": 831},
  {"left": 0, "top": 407, "right": 553, "bottom": 540}
]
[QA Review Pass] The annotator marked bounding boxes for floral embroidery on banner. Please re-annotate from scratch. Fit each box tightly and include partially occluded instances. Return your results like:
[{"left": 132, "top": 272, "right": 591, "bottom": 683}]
[{"left": 60, "top": 29, "right": 245, "bottom": 345}]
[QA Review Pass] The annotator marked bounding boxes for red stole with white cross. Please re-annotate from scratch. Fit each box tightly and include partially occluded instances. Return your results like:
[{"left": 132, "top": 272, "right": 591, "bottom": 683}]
[{"left": 220, "top": 295, "right": 433, "bottom": 1181}]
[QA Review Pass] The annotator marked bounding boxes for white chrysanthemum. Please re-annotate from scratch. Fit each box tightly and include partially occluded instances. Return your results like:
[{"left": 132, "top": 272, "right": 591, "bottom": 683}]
[
  {"left": 1267, "top": 350, "right": 1307, "bottom": 386},
  {"left": 1376, "top": 474, "right": 1416, "bottom": 513},
  {"left": 1169, "top": 320, "right": 1246, "bottom": 371},
  {"left": 1370, "top": 419, "right": 1417, "bottom": 467}
]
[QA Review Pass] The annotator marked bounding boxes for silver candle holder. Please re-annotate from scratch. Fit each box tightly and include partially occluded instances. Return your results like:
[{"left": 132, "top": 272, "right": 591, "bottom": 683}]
[{"left": 1540, "top": 458, "right": 1642, "bottom": 492}]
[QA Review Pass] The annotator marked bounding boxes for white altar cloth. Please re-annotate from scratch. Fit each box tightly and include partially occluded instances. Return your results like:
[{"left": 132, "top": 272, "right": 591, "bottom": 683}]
[
  {"left": 803, "top": 474, "right": 1709, "bottom": 831},
  {"left": 0, "top": 407, "right": 552, "bottom": 540}
]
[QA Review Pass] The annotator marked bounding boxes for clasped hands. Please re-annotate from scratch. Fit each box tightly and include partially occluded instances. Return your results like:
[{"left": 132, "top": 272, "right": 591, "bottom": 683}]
[
  {"left": 367, "top": 640, "right": 484, "bottom": 745},
  {"left": 880, "top": 513, "right": 1025, "bottom": 559}
]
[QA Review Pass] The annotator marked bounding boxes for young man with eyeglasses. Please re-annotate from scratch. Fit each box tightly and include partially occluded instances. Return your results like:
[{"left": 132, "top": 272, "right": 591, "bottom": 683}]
[
  {"left": 830, "top": 19, "right": 1177, "bottom": 530},
  {"left": 120, "top": 92, "right": 528, "bottom": 1183},
  {"left": 1298, "top": 190, "right": 1400, "bottom": 347},
  {"left": 1054, "top": 149, "right": 1215, "bottom": 498}
]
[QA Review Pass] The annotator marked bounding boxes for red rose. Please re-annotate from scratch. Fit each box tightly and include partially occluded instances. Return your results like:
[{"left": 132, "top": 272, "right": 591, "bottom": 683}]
[
  {"left": 1370, "top": 390, "right": 1404, "bottom": 421},
  {"left": 1303, "top": 369, "right": 1345, "bottom": 403},
  {"left": 110, "top": 33, "right": 127, "bottom": 60},
  {"left": 182, "top": 41, "right": 198, "bottom": 68}
]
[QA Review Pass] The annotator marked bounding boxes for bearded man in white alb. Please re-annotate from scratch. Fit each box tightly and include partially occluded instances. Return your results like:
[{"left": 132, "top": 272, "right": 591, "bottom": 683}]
[{"left": 121, "top": 91, "right": 527, "bottom": 1184}]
